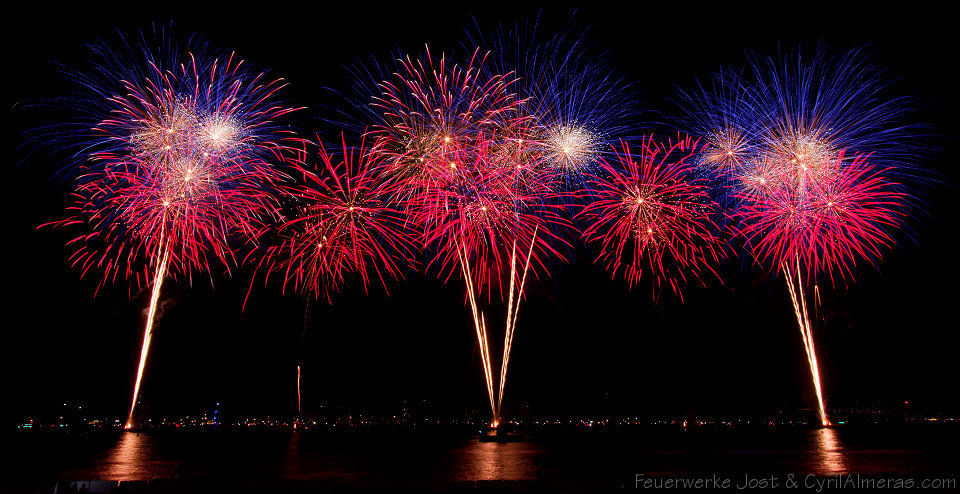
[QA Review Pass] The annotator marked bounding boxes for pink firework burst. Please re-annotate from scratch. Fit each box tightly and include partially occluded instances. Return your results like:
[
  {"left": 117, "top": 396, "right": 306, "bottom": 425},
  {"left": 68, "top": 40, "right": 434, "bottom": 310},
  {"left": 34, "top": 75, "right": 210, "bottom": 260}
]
[
  {"left": 253, "top": 136, "right": 414, "bottom": 301},
  {"left": 410, "top": 131, "right": 567, "bottom": 299},
  {"left": 578, "top": 136, "right": 725, "bottom": 300},
  {"left": 51, "top": 50, "right": 296, "bottom": 293},
  {"left": 733, "top": 151, "right": 905, "bottom": 284},
  {"left": 61, "top": 141, "right": 285, "bottom": 293},
  {"left": 368, "top": 47, "right": 528, "bottom": 200}
]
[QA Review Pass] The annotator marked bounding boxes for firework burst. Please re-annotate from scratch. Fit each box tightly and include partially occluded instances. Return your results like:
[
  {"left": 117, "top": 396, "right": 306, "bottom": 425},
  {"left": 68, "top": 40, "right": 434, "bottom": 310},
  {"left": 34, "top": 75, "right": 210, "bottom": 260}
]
[
  {"left": 247, "top": 135, "right": 415, "bottom": 423},
  {"left": 464, "top": 17, "right": 640, "bottom": 190},
  {"left": 578, "top": 136, "right": 725, "bottom": 301},
  {"left": 676, "top": 46, "right": 918, "bottom": 426},
  {"left": 353, "top": 43, "right": 574, "bottom": 426},
  {"left": 734, "top": 151, "right": 905, "bottom": 284},
  {"left": 252, "top": 135, "right": 413, "bottom": 302},
  {"left": 365, "top": 47, "right": 526, "bottom": 202},
  {"left": 44, "top": 32, "right": 298, "bottom": 428},
  {"left": 411, "top": 133, "right": 565, "bottom": 295},
  {"left": 410, "top": 131, "right": 568, "bottom": 425}
]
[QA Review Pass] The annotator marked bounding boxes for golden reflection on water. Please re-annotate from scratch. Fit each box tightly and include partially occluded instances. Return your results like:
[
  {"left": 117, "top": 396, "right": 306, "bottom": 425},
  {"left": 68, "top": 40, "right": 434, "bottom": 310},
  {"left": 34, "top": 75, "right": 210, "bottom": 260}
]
[
  {"left": 456, "top": 441, "right": 539, "bottom": 481},
  {"left": 95, "top": 433, "right": 154, "bottom": 480},
  {"left": 812, "top": 427, "right": 847, "bottom": 475}
]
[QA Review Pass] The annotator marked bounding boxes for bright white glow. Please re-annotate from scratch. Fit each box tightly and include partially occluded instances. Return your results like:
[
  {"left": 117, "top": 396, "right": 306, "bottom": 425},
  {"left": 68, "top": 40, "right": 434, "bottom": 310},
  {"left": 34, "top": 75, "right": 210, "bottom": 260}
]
[{"left": 544, "top": 124, "right": 599, "bottom": 171}]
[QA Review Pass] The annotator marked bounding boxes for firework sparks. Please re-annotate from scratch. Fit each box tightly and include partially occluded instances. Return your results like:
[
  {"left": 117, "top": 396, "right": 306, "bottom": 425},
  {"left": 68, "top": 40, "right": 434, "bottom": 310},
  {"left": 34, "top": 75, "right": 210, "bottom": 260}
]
[
  {"left": 734, "top": 153, "right": 905, "bottom": 425},
  {"left": 676, "top": 46, "right": 917, "bottom": 426},
  {"left": 463, "top": 18, "right": 640, "bottom": 190},
  {"left": 44, "top": 35, "right": 297, "bottom": 428},
  {"left": 248, "top": 135, "right": 416, "bottom": 419},
  {"left": 734, "top": 153, "right": 904, "bottom": 283},
  {"left": 408, "top": 131, "right": 566, "bottom": 425},
  {"left": 578, "top": 136, "right": 725, "bottom": 300},
  {"left": 365, "top": 46, "right": 526, "bottom": 205},
  {"left": 31, "top": 21, "right": 929, "bottom": 435},
  {"left": 252, "top": 135, "right": 413, "bottom": 301},
  {"left": 539, "top": 124, "right": 602, "bottom": 173}
]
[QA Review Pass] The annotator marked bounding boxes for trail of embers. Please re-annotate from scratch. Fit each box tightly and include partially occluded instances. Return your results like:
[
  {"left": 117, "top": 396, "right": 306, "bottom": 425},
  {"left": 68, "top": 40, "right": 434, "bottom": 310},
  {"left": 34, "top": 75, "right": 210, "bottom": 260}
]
[
  {"left": 459, "top": 229, "right": 537, "bottom": 428},
  {"left": 784, "top": 261, "right": 830, "bottom": 427},
  {"left": 125, "top": 243, "right": 170, "bottom": 429}
]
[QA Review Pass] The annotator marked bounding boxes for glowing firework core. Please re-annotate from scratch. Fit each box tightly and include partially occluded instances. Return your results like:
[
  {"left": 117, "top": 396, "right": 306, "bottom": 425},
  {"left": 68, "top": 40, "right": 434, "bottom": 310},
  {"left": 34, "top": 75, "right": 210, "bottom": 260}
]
[{"left": 542, "top": 124, "right": 599, "bottom": 172}]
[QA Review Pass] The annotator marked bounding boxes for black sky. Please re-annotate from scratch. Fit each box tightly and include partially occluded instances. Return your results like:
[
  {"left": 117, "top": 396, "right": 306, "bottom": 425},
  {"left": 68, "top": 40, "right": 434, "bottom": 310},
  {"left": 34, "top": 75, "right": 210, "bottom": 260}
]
[{"left": 4, "top": 5, "right": 959, "bottom": 424}]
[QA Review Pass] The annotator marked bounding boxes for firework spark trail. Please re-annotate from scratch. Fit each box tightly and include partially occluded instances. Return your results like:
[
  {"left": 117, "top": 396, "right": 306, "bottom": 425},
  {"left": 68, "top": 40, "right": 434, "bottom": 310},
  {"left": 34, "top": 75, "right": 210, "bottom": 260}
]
[
  {"left": 125, "top": 242, "right": 169, "bottom": 429},
  {"left": 297, "top": 299, "right": 310, "bottom": 421},
  {"left": 498, "top": 241, "right": 519, "bottom": 421},
  {"left": 297, "top": 364, "right": 302, "bottom": 416},
  {"left": 500, "top": 241, "right": 517, "bottom": 396},
  {"left": 496, "top": 227, "right": 537, "bottom": 420},
  {"left": 459, "top": 247, "right": 496, "bottom": 422},
  {"left": 799, "top": 276, "right": 829, "bottom": 427},
  {"left": 785, "top": 261, "right": 829, "bottom": 426}
]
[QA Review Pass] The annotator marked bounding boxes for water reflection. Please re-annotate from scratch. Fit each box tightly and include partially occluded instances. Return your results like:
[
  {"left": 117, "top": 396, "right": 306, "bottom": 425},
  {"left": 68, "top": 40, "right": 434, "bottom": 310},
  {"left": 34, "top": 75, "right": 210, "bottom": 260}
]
[
  {"left": 95, "top": 433, "right": 163, "bottom": 481},
  {"left": 456, "top": 441, "right": 540, "bottom": 481},
  {"left": 283, "top": 432, "right": 301, "bottom": 477},
  {"left": 812, "top": 427, "right": 847, "bottom": 475}
]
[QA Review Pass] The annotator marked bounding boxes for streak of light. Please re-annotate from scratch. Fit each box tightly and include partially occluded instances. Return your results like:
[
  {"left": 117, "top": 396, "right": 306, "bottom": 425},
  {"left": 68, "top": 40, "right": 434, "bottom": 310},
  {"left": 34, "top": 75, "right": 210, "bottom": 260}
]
[
  {"left": 459, "top": 247, "right": 497, "bottom": 424},
  {"left": 125, "top": 242, "right": 169, "bottom": 430},
  {"left": 496, "top": 227, "right": 538, "bottom": 420},
  {"left": 785, "top": 261, "right": 830, "bottom": 427}
]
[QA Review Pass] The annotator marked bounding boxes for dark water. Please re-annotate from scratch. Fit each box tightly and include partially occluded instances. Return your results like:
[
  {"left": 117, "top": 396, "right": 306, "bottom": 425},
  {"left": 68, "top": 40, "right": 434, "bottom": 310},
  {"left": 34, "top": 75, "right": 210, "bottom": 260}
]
[{"left": 4, "top": 426, "right": 958, "bottom": 490}]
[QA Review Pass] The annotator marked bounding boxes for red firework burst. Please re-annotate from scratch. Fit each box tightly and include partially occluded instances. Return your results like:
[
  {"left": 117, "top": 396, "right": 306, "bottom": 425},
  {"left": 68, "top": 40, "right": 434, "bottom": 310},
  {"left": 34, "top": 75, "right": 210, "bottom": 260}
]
[
  {"left": 61, "top": 143, "right": 285, "bottom": 293},
  {"left": 578, "top": 136, "right": 725, "bottom": 300},
  {"left": 368, "top": 47, "right": 528, "bottom": 198},
  {"left": 733, "top": 151, "right": 905, "bottom": 283},
  {"left": 409, "top": 131, "right": 567, "bottom": 298},
  {"left": 48, "top": 49, "right": 298, "bottom": 294},
  {"left": 253, "top": 136, "right": 414, "bottom": 301}
]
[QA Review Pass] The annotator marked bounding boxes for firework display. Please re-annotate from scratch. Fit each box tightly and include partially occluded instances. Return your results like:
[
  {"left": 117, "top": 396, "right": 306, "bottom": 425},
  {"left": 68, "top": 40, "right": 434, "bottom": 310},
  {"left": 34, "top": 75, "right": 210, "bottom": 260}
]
[
  {"left": 45, "top": 35, "right": 298, "bottom": 428},
  {"left": 577, "top": 136, "right": 725, "bottom": 301},
  {"left": 246, "top": 135, "right": 415, "bottom": 422},
  {"left": 464, "top": 20, "right": 640, "bottom": 190},
  {"left": 360, "top": 45, "right": 574, "bottom": 426},
  {"left": 251, "top": 135, "right": 412, "bottom": 301},
  {"left": 676, "top": 48, "right": 913, "bottom": 426},
  {"left": 36, "top": 20, "right": 924, "bottom": 431}
]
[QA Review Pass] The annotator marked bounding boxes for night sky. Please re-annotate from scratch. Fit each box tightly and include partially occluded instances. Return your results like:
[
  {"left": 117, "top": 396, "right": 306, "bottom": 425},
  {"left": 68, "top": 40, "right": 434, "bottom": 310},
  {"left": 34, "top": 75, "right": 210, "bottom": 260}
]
[{"left": 4, "top": 5, "right": 958, "bottom": 424}]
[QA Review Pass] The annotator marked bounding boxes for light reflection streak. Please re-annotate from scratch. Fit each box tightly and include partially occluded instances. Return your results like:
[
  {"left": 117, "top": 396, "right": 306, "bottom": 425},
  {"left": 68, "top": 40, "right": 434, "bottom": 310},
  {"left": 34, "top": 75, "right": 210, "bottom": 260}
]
[
  {"left": 456, "top": 442, "right": 539, "bottom": 481},
  {"left": 812, "top": 427, "right": 847, "bottom": 475},
  {"left": 96, "top": 433, "right": 162, "bottom": 481}
]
